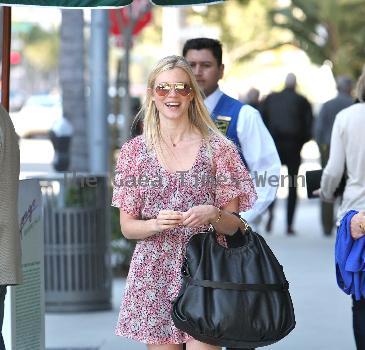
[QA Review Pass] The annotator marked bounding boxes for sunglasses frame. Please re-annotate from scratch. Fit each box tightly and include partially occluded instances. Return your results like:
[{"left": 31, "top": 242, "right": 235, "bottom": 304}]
[{"left": 154, "top": 82, "right": 192, "bottom": 97}]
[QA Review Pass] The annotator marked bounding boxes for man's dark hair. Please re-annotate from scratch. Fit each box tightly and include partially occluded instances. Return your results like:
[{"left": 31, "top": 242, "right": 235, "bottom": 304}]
[
  {"left": 336, "top": 75, "right": 353, "bottom": 95},
  {"left": 182, "top": 38, "right": 223, "bottom": 66}
]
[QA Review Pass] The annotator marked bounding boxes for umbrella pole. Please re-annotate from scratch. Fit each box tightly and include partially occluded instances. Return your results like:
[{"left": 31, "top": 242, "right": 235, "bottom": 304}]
[{"left": 1, "top": 6, "right": 11, "bottom": 112}]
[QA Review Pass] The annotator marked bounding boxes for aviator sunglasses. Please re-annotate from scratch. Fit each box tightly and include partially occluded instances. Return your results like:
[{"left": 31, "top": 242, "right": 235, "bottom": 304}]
[{"left": 154, "top": 82, "right": 192, "bottom": 97}]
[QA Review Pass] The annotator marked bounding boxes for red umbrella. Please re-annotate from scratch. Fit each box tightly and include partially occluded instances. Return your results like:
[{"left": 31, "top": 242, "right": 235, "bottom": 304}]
[{"left": 0, "top": 0, "right": 223, "bottom": 111}]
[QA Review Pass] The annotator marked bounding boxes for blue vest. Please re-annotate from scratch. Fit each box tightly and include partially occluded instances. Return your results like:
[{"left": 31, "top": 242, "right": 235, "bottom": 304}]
[{"left": 211, "top": 93, "right": 248, "bottom": 168}]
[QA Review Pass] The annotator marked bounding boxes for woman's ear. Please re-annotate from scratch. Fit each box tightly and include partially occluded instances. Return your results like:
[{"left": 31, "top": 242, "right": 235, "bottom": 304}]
[
  {"left": 147, "top": 87, "right": 155, "bottom": 101},
  {"left": 189, "top": 91, "right": 194, "bottom": 102}
]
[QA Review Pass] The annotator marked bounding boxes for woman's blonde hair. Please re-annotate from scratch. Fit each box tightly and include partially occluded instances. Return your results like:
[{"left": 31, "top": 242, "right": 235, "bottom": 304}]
[
  {"left": 356, "top": 71, "right": 365, "bottom": 102},
  {"left": 137, "top": 55, "right": 223, "bottom": 151}
]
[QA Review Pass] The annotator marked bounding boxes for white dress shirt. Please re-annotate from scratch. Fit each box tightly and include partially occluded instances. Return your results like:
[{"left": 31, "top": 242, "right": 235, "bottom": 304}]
[
  {"left": 205, "top": 88, "right": 281, "bottom": 223},
  {"left": 321, "top": 103, "right": 365, "bottom": 224}
]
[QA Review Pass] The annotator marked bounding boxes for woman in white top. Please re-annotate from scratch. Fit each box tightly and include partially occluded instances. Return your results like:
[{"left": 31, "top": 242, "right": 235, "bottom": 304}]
[{"left": 320, "top": 71, "right": 365, "bottom": 349}]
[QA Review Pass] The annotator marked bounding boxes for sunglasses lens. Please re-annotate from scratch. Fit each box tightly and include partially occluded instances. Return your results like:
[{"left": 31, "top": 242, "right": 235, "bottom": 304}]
[
  {"left": 154, "top": 83, "right": 192, "bottom": 97},
  {"left": 175, "top": 83, "right": 192, "bottom": 96},
  {"left": 155, "top": 84, "right": 171, "bottom": 96}
]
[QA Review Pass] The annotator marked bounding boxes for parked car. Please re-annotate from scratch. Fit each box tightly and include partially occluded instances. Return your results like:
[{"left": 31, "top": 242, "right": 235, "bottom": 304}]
[
  {"left": 10, "top": 94, "right": 62, "bottom": 138},
  {"left": 0, "top": 89, "right": 26, "bottom": 112},
  {"left": 9, "top": 90, "right": 27, "bottom": 112}
]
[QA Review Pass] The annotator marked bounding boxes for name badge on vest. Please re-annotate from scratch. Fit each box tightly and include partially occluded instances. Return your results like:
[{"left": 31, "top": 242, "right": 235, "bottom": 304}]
[{"left": 214, "top": 115, "right": 232, "bottom": 135}]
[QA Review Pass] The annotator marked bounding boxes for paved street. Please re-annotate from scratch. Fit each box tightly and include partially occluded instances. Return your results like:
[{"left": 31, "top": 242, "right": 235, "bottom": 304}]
[{"left": 45, "top": 199, "right": 355, "bottom": 350}]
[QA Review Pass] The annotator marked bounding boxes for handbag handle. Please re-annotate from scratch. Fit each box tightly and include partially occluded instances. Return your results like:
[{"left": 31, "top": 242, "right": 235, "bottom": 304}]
[
  {"left": 207, "top": 212, "right": 251, "bottom": 236},
  {"left": 184, "top": 276, "right": 290, "bottom": 292}
]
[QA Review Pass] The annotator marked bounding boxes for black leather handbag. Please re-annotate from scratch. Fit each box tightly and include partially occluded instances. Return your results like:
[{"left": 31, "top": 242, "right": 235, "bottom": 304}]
[{"left": 172, "top": 218, "right": 295, "bottom": 348}]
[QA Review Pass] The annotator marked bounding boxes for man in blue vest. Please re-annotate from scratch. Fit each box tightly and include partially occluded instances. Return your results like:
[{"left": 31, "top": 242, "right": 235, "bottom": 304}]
[{"left": 183, "top": 38, "right": 281, "bottom": 231}]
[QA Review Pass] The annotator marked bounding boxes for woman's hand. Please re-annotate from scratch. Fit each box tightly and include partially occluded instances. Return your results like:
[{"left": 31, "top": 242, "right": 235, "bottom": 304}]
[
  {"left": 154, "top": 210, "right": 183, "bottom": 232},
  {"left": 350, "top": 212, "right": 365, "bottom": 240},
  {"left": 312, "top": 188, "right": 321, "bottom": 197},
  {"left": 181, "top": 205, "right": 218, "bottom": 228}
]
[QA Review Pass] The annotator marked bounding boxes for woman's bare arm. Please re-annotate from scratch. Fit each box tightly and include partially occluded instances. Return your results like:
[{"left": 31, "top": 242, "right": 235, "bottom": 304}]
[
  {"left": 181, "top": 197, "right": 245, "bottom": 236},
  {"left": 119, "top": 209, "right": 183, "bottom": 240}
]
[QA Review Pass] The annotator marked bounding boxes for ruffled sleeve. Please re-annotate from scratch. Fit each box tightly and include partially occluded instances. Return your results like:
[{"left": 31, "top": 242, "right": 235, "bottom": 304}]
[
  {"left": 212, "top": 136, "right": 257, "bottom": 211},
  {"left": 111, "top": 138, "right": 142, "bottom": 217}
]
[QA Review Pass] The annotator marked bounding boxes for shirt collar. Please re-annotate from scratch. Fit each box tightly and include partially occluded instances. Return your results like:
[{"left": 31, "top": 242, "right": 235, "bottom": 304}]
[{"left": 204, "top": 87, "right": 223, "bottom": 114}]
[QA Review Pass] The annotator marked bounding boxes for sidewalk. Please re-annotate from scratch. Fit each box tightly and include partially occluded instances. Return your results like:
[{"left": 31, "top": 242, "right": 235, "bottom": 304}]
[
  {"left": 46, "top": 278, "right": 143, "bottom": 350},
  {"left": 45, "top": 198, "right": 356, "bottom": 350}
]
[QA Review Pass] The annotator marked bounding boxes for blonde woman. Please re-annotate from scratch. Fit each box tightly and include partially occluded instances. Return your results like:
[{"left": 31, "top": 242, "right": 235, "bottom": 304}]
[{"left": 112, "top": 56, "right": 257, "bottom": 350}]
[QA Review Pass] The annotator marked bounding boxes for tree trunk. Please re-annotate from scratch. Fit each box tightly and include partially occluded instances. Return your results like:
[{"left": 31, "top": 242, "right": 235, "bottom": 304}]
[{"left": 59, "top": 10, "right": 88, "bottom": 172}]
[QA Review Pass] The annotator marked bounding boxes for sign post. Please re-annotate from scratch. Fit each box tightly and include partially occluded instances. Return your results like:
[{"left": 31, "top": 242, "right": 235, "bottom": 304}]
[
  {"left": 109, "top": 0, "right": 153, "bottom": 144},
  {"left": 3, "top": 179, "right": 45, "bottom": 350}
]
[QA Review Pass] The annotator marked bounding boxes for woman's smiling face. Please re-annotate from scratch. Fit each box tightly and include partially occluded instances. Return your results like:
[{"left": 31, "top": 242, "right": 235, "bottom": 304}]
[{"left": 152, "top": 67, "right": 194, "bottom": 122}]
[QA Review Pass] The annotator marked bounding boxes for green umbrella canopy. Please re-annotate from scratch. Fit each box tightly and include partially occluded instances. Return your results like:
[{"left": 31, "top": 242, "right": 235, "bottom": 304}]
[{"left": 0, "top": 0, "right": 222, "bottom": 7}]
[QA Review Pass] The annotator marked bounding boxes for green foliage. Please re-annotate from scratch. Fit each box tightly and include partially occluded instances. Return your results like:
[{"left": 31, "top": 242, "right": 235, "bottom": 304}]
[
  {"left": 19, "top": 25, "right": 60, "bottom": 72},
  {"left": 64, "top": 185, "right": 95, "bottom": 207},
  {"left": 111, "top": 206, "right": 122, "bottom": 241},
  {"left": 111, "top": 205, "right": 136, "bottom": 276},
  {"left": 268, "top": 0, "right": 365, "bottom": 78},
  {"left": 183, "top": 0, "right": 364, "bottom": 79},
  {"left": 185, "top": 0, "right": 291, "bottom": 69}
]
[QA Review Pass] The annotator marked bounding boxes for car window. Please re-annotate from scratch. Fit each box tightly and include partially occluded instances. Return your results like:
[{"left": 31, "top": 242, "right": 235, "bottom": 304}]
[{"left": 25, "top": 95, "right": 60, "bottom": 108}]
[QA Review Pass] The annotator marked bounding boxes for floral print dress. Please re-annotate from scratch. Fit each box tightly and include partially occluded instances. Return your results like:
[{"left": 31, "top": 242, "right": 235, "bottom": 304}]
[{"left": 111, "top": 133, "right": 257, "bottom": 344}]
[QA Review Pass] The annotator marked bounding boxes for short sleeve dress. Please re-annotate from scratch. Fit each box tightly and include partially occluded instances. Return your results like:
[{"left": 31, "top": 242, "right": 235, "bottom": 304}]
[{"left": 111, "top": 133, "right": 257, "bottom": 344}]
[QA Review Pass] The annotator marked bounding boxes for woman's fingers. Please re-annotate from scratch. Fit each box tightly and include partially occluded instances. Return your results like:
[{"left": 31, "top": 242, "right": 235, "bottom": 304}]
[
  {"left": 181, "top": 206, "right": 212, "bottom": 227},
  {"left": 312, "top": 188, "right": 320, "bottom": 196},
  {"left": 156, "top": 206, "right": 212, "bottom": 229},
  {"left": 182, "top": 217, "right": 195, "bottom": 227},
  {"left": 158, "top": 210, "right": 182, "bottom": 220},
  {"left": 182, "top": 212, "right": 204, "bottom": 227},
  {"left": 159, "top": 210, "right": 182, "bottom": 218},
  {"left": 155, "top": 221, "right": 180, "bottom": 232},
  {"left": 155, "top": 210, "right": 183, "bottom": 231},
  {"left": 181, "top": 209, "right": 196, "bottom": 226},
  {"left": 350, "top": 212, "right": 365, "bottom": 240},
  {"left": 157, "top": 218, "right": 182, "bottom": 226}
]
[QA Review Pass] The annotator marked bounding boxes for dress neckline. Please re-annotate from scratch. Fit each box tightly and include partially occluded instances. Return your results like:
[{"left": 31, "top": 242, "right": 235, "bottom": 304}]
[{"left": 148, "top": 137, "right": 205, "bottom": 175}]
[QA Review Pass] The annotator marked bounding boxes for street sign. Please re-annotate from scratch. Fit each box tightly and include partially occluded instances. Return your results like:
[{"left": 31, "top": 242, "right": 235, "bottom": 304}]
[
  {"left": 109, "top": 0, "right": 152, "bottom": 37},
  {"left": 3, "top": 179, "right": 45, "bottom": 350}
]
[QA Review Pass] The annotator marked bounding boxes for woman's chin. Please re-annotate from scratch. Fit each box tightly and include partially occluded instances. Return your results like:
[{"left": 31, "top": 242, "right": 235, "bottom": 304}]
[{"left": 160, "top": 111, "right": 188, "bottom": 121}]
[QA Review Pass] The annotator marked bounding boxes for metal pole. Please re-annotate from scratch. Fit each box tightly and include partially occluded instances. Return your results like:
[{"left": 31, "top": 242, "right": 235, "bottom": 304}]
[
  {"left": 162, "top": 6, "right": 182, "bottom": 56},
  {"left": 89, "top": 10, "right": 109, "bottom": 174},
  {"left": 1, "top": 6, "right": 11, "bottom": 111},
  {"left": 119, "top": 7, "right": 132, "bottom": 145}
]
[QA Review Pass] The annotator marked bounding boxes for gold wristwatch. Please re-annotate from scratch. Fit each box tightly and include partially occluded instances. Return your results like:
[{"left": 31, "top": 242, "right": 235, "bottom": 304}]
[{"left": 232, "top": 212, "right": 250, "bottom": 234}]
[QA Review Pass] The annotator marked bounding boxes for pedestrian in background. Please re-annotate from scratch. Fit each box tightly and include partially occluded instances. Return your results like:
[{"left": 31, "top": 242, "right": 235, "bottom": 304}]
[
  {"left": 0, "top": 104, "right": 22, "bottom": 350},
  {"left": 242, "top": 87, "right": 261, "bottom": 111},
  {"left": 112, "top": 55, "right": 257, "bottom": 350},
  {"left": 319, "top": 71, "right": 365, "bottom": 349},
  {"left": 261, "top": 73, "right": 313, "bottom": 235},
  {"left": 182, "top": 38, "right": 280, "bottom": 231},
  {"left": 315, "top": 75, "right": 353, "bottom": 236}
]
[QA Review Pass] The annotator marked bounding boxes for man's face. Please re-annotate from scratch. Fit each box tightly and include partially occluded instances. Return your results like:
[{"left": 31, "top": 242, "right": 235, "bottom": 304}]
[{"left": 184, "top": 48, "right": 224, "bottom": 97}]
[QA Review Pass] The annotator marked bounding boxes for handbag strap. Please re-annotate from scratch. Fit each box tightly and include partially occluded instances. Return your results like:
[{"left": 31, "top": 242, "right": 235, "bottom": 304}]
[{"left": 184, "top": 276, "right": 289, "bottom": 292}]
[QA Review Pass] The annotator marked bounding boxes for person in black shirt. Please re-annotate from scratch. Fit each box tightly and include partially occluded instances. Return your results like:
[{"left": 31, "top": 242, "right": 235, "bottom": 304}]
[{"left": 261, "top": 73, "right": 313, "bottom": 235}]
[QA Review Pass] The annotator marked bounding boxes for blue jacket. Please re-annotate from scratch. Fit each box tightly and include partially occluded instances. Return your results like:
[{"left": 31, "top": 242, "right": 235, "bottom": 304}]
[
  {"left": 335, "top": 210, "right": 365, "bottom": 300},
  {"left": 211, "top": 93, "right": 248, "bottom": 168}
]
